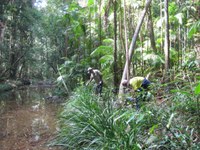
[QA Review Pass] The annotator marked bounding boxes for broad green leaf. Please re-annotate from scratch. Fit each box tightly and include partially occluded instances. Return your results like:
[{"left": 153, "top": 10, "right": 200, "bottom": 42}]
[
  {"left": 99, "top": 55, "right": 113, "bottom": 64},
  {"left": 87, "top": 0, "right": 94, "bottom": 6},
  {"left": 188, "top": 20, "right": 200, "bottom": 38},
  {"left": 195, "top": 83, "right": 200, "bottom": 95},
  {"left": 90, "top": 46, "right": 112, "bottom": 57},
  {"left": 102, "top": 38, "right": 114, "bottom": 45}
]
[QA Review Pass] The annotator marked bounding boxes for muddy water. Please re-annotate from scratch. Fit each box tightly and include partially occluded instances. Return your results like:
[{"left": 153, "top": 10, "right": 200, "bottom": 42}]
[{"left": 0, "top": 86, "right": 62, "bottom": 150}]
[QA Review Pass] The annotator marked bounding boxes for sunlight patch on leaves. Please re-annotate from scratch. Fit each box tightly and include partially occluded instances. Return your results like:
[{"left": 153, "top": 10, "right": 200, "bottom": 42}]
[
  {"left": 143, "top": 53, "right": 164, "bottom": 64},
  {"left": 194, "top": 83, "right": 200, "bottom": 95},
  {"left": 174, "top": 13, "right": 183, "bottom": 25},
  {"left": 90, "top": 46, "right": 112, "bottom": 57},
  {"left": 156, "top": 17, "right": 164, "bottom": 28},
  {"left": 87, "top": 0, "right": 94, "bottom": 6},
  {"left": 57, "top": 75, "right": 66, "bottom": 82}
]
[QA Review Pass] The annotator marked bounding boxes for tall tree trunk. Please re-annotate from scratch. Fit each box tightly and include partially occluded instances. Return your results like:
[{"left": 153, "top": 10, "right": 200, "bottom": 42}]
[
  {"left": 123, "top": 0, "right": 129, "bottom": 81},
  {"left": 89, "top": 7, "right": 92, "bottom": 55},
  {"left": 147, "top": 6, "right": 157, "bottom": 53},
  {"left": 113, "top": 0, "right": 118, "bottom": 88},
  {"left": 164, "top": 0, "right": 170, "bottom": 72},
  {"left": 0, "top": 22, "right": 5, "bottom": 43},
  {"left": 160, "top": 0, "right": 163, "bottom": 51},
  {"left": 118, "top": 0, "right": 152, "bottom": 104},
  {"left": 104, "top": 0, "right": 111, "bottom": 34},
  {"left": 98, "top": 0, "right": 102, "bottom": 45},
  {"left": 178, "top": 25, "right": 181, "bottom": 66}
]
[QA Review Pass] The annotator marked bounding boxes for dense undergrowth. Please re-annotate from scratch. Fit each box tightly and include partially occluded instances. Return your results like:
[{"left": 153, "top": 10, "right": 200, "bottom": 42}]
[
  {"left": 53, "top": 83, "right": 200, "bottom": 150},
  {"left": 0, "top": 80, "right": 25, "bottom": 93}
]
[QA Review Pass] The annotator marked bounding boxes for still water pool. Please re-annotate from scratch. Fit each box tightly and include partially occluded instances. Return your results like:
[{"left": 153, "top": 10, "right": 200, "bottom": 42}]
[{"left": 0, "top": 85, "right": 62, "bottom": 150}]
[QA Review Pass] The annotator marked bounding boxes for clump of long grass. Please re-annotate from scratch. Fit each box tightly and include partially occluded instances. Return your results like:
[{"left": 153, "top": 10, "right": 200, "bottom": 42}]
[
  {"left": 53, "top": 86, "right": 158, "bottom": 149},
  {"left": 52, "top": 84, "right": 200, "bottom": 150}
]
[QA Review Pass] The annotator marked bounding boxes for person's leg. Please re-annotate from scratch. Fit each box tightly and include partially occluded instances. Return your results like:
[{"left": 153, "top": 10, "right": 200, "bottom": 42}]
[
  {"left": 96, "top": 81, "right": 103, "bottom": 96},
  {"left": 98, "top": 84, "right": 102, "bottom": 96}
]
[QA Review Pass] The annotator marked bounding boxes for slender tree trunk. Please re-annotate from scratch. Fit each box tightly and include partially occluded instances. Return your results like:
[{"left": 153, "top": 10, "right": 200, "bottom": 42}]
[
  {"left": 164, "top": 0, "right": 170, "bottom": 73},
  {"left": 113, "top": 0, "right": 118, "bottom": 88},
  {"left": 9, "top": 24, "right": 18, "bottom": 79},
  {"left": 141, "top": 34, "right": 144, "bottom": 76},
  {"left": 119, "top": 5, "right": 125, "bottom": 52},
  {"left": 118, "top": 0, "right": 152, "bottom": 103},
  {"left": 160, "top": 0, "right": 163, "bottom": 51},
  {"left": 98, "top": 0, "right": 102, "bottom": 45},
  {"left": 0, "top": 22, "right": 5, "bottom": 43},
  {"left": 178, "top": 25, "right": 181, "bottom": 66},
  {"left": 123, "top": 0, "right": 129, "bottom": 81},
  {"left": 104, "top": 0, "right": 111, "bottom": 34},
  {"left": 89, "top": 8, "right": 92, "bottom": 55},
  {"left": 147, "top": 6, "right": 157, "bottom": 53}
]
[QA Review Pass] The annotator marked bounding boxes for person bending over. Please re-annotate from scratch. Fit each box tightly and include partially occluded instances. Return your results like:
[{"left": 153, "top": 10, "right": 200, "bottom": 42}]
[
  {"left": 122, "top": 76, "right": 151, "bottom": 109},
  {"left": 86, "top": 67, "right": 103, "bottom": 96}
]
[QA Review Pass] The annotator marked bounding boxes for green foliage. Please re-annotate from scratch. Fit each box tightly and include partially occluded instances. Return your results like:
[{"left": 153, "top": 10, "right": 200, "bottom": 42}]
[
  {"left": 56, "top": 58, "right": 86, "bottom": 93},
  {"left": 143, "top": 53, "right": 164, "bottom": 67},
  {"left": 195, "top": 83, "right": 200, "bottom": 95},
  {"left": 90, "top": 45, "right": 112, "bottom": 57},
  {"left": 54, "top": 87, "right": 146, "bottom": 149},
  {"left": 0, "top": 84, "right": 13, "bottom": 93},
  {"left": 53, "top": 83, "right": 200, "bottom": 150},
  {"left": 188, "top": 20, "right": 200, "bottom": 39},
  {"left": 89, "top": 38, "right": 115, "bottom": 82},
  {"left": 181, "top": 51, "right": 199, "bottom": 72}
]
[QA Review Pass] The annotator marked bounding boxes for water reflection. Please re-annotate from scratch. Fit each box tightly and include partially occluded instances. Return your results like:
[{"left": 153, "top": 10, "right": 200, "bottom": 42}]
[{"left": 0, "top": 86, "right": 61, "bottom": 150}]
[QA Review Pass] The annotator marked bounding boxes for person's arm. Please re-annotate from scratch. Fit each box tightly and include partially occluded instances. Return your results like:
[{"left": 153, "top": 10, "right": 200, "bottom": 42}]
[
  {"left": 97, "top": 70, "right": 103, "bottom": 82},
  {"left": 86, "top": 75, "right": 93, "bottom": 86}
]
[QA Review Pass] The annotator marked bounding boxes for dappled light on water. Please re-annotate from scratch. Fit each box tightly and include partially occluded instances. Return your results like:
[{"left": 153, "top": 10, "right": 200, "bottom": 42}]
[{"left": 0, "top": 86, "right": 61, "bottom": 150}]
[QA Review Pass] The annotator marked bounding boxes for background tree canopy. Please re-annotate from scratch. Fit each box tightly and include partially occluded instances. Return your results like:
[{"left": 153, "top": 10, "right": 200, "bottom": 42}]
[{"left": 0, "top": 0, "right": 199, "bottom": 90}]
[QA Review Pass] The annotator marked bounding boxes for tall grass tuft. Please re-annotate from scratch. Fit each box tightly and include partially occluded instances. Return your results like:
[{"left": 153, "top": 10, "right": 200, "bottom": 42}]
[
  {"left": 54, "top": 86, "right": 156, "bottom": 149},
  {"left": 52, "top": 85, "right": 200, "bottom": 150}
]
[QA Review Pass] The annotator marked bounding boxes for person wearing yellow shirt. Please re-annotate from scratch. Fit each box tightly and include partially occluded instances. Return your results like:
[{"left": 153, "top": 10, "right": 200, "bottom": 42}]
[{"left": 122, "top": 77, "right": 151, "bottom": 109}]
